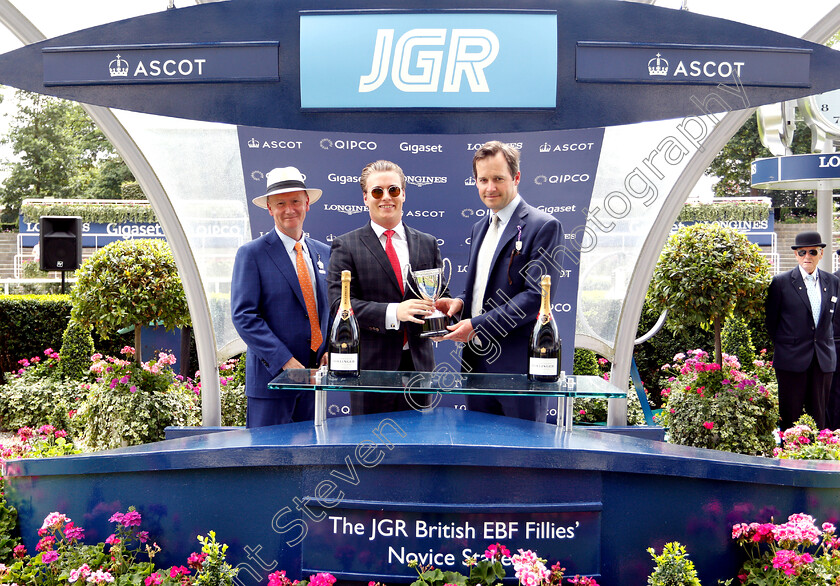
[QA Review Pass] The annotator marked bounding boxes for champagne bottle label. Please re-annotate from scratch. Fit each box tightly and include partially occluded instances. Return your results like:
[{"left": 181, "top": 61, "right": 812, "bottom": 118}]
[
  {"left": 330, "top": 353, "right": 358, "bottom": 371},
  {"left": 530, "top": 356, "right": 558, "bottom": 376}
]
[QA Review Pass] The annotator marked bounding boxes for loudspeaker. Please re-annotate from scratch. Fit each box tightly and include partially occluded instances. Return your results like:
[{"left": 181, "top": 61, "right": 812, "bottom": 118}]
[{"left": 40, "top": 216, "right": 82, "bottom": 271}]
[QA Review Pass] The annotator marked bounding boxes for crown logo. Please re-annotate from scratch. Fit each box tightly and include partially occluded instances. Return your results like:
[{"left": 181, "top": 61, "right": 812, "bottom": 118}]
[
  {"left": 648, "top": 53, "right": 668, "bottom": 76},
  {"left": 539, "top": 142, "right": 551, "bottom": 153},
  {"left": 109, "top": 54, "right": 129, "bottom": 77},
  {"left": 464, "top": 177, "right": 476, "bottom": 186},
  {"left": 247, "top": 138, "right": 260, "bottom": 148}
]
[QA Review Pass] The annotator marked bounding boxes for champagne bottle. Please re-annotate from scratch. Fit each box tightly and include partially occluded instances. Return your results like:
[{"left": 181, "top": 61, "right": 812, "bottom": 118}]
[
  {"left": 528, "top": 275, "right": 561, "bottom": 382},
  {"left": 329, "top": 270, "right": 360, "bottom": 377}
]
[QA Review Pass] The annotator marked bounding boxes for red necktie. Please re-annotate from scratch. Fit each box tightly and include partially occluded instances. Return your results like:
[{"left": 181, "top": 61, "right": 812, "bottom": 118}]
[
  {"left": 295, "top": 242, "right": 322, "bottom": 352},
  {"left": 384, "top": 230, "right": 404, "bottom": 294},
  {"left": 384, "top": 230, "right": 408, "bottom": 346}
]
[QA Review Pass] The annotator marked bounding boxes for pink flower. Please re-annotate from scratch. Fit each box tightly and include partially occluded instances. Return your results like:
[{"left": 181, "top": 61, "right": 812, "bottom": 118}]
[
  {"left": 187, "top": 552, "right": 207, "bottom": 570},
  {"left": 484, "top": 543, "right": 511, "bottom": 560},
  {"left": 64, "top": 521, "right": 85, "bottom": 541},
  {"left": 88, "top": 569, "right": 115, "bottom": 584},
  {"left": 121, "top": 510, "right": 142, "bottom": 527},
  {"left": 121, "top": 346, "right": 135, "bottom": 355},
  {"left": 105, "top": 534, "right": 120, "bottom": 546},
  {"left": 108, "top": 512, "right": 124, "bottom": 524},
  {"left": 40, "top": 512, "right": 69, "bottom": 531},
  {"left": 55, "top": 430, "right": 68, "bottom": 439},
  {"left": 308, "top": 573, "right": 336, "bottom": 586},
  {"left": 703, "top": 422, "right": 714, "bottom": 430},
  {"left": 36, "top": 536, "right": 55, "bottom": 552},
  {"left": 268, "top": 571, "right": 293, "bottom": 586},
  {"left": 13, "top": 544, "right": 26, "bottom": 558},
  {"left": 169, "top": 566, "right": 190, "bottom": 578},
  {"left": 69, "top": 564, "right": 91, "bottom": 583},
  {"left": 136, "top": 531, "right": 149, "bottom": 543},
  {"left": 41, "top": 550, "right": 59, "bottom": 564},
  {"left": 144, "top": 573, "right": 164, "bottom": 586}
]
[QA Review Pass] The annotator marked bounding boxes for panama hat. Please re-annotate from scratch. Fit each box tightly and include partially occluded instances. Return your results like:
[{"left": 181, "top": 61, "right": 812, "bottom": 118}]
[
  {"left": 252, "top": 167, "right": 322, "bottom": 209},
  {"left": 790, "top": 231, "right": 826, "bottom": 249}
]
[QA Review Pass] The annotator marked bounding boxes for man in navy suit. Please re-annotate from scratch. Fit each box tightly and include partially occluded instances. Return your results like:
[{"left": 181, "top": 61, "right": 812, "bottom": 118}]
[
  {"left": 829, "top": 250, "right": 840, "bottom": 430},
  {"left": 328, "top": 160, "right": 440, "bottom": 415},
  {"left": 231, "top": 167, "right": 330, "bottom": 427},
  {"left": 437, "top": 141, "right": 563, "bottom": 421},
  {"left": 766, "top": 230, "right": 839, "bottom": 431}
]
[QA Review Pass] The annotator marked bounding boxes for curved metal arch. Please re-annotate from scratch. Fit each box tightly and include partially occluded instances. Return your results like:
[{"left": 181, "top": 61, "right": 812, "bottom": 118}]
[
  {"left": 606, "top": 4, "right": 840, "bottom": 425},
  {"left": 0, "top": 0, "right": 222, "bottom": 425}
]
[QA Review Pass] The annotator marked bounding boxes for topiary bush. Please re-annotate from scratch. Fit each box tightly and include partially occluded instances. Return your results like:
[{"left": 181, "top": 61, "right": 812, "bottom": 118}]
[
  {"left": 70, "top": 239, "right": 190, "bottom": 364},
  {"left": 721, "top": 315, "right": 756, "bottom": 367},
  {"left": 58, "top": 320, "right": 95, "bottom": 380},
  {"left": 648, "top": 223, "right": 771, "bottom": 367}
]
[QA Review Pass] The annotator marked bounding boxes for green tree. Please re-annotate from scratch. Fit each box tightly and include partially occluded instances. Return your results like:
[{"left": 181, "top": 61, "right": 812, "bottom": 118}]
[
  {"left": 69, "top": 239, "right": 190, "bottom": 363},
  {"left": 0, "top": 90, "right": 134, "bottom": 222},
  {"left": 648, "top": 223, "right": 771, "bottom": 367}
]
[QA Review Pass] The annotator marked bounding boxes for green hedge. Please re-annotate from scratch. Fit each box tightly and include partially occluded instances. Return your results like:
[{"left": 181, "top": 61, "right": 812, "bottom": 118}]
[
  {"left": 21, "top": 201, "right": 156, "bottom": 224},
  {"left": 676, "top": 202, "right": 768, "bottom": 223},
  {"left": 0, "top": 295, "right": 72, "bottom": 376}
]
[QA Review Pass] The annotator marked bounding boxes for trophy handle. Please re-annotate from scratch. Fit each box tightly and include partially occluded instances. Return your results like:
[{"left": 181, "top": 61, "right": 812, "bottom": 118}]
[
  {"left": 439, "top": 258, "right": 452, "bottom": 297},
  {"left": 403, "top": 263, "right": 423, "bottom": 299}
]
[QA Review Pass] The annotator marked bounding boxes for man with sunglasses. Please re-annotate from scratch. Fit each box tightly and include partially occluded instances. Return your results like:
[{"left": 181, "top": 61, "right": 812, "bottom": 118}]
[
  {"left": 327, "top": 160, "right": 443, "bottom": 415},
  {"left": 766, "top": 230, "right": 840, "bottom": 430}
]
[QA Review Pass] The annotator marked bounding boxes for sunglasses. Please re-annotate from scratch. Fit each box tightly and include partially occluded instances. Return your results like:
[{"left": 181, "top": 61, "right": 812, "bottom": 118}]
[
  {"left": 797, "top": 249, "right": 820, "bottom": 257},
  {"left": 368, "top": 185, "right": 402, "bottom": 199}
]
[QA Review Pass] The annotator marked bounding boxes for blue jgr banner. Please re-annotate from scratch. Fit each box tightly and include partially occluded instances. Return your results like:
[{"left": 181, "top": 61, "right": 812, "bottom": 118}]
[
  {"left": 43, "top": 42, "right": 280, "bottom": 86},
  {"left": 299, "top": 12, "right": 557, "bottom": 108},
  {"left": 576, "top": 42, "right": 811, "bottom": 86},
  {"left": 236, "top": 126, "right": 603, "bottom": 418}
]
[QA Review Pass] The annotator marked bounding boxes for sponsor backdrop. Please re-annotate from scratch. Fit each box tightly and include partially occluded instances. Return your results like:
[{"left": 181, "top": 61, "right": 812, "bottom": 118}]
[{"left": 236, "top": 127, "right": 604, "bottom": 419}]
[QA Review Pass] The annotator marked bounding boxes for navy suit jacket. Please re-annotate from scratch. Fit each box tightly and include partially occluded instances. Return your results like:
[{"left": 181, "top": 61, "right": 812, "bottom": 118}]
[
  {"left": 459, "top": 198, "right": 564, "bottom": 374},
  {"left": 231, "top": 230, "right": 330, "bottom": 399},
  {"left": 766, "top": 267, "right": 839, "bottom": 373},
  {"left": 328, "top": 223, "right": 443, "bottom": 372}
]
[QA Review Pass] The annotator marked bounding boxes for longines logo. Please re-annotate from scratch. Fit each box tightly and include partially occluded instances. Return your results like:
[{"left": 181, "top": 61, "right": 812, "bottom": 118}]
[
  {"left": 247, "top": 138, "right": 303, "bottom": 149},
  {"left": 320, "top": 138, "right": 377, "bottom": 151},
  {"left": 323, "top": 203, "right": 367, "bottom": 215},
  {"left": 538, "top": 141, "right": 596, "bottom": 153},
  {"left": 467, "top": 142, "right": 522, "bottom": 151},
  {"left": 405, "top": 175, "right": 447, "bottom": 188},
  {"left": 108, "top": 52, "right": 206, "bottom": 79},
  {"left": 534, "top": 173, "right": 590, "bottom": 185},
  {"left": 460, "top": 208, "right": 491, "bottom": 218}
]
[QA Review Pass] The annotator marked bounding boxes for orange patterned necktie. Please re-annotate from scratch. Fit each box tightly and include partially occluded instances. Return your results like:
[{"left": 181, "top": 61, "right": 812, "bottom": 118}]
[{"left": 294, "top": 242, "right": 322, "bottom": 352}]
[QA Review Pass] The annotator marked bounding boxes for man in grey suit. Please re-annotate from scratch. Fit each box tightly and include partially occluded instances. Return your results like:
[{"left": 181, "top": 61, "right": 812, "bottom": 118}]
[
  {"left": 766, "top": 231, "right": 840, "bottom": 431},
  {"left": 327, "top": 160, "right": 442, "bottom": 415}
]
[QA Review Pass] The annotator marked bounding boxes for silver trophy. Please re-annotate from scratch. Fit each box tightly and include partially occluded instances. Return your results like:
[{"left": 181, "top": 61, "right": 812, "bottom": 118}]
[{"left": 405, "top": 258, "right": 452, "bottom": 338}]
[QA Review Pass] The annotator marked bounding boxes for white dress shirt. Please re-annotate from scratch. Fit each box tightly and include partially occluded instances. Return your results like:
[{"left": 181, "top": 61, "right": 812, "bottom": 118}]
[
  {"left": 471, "top": 194, "right": 521, "bottom": 319},
  {"left": 369, "top": 221, "right": 409, "bottom": 331}
]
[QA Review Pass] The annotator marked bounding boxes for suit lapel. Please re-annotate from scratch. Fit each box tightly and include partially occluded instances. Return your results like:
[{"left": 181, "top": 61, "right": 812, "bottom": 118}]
[
  {"left": 361, "top": 224, "right": 403, "bottom": 295},
  {"left": 791, "top": 269, "right": 814, "bottom": 325},
  {"left": 488, "top": 200, "right": 528, "bottom": 276},
  {"left": 464, "top": 217, "right": 491, "bottom": 297},
  {"left": 264, "top": 230, "right": 306, "bottom": 309},
  {"left": 305, "top": 237, "right": 329, "bottom": 335}
]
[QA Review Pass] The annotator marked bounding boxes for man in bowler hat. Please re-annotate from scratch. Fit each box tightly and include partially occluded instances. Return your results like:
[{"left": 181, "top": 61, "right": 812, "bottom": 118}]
[
  {"left": 829, "top": 250, "right": 840, "bottom": 430},
  {"left": 766, "top": 231, "right": 839, "bottom": 430}
]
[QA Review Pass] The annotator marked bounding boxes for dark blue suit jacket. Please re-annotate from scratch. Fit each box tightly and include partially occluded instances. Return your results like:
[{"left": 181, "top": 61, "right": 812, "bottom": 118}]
[
  {"left": 459, "top": 198, "right": 564, "bottom": 373},
  {"left": 231, "top": 230, "right": 330, "bottom": 399},
  {"left": 766, "top": 267, "right": 839, "bottom": 373}
]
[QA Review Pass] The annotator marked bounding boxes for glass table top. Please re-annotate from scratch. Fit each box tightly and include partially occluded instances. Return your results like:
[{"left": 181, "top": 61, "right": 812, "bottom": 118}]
[{"left": 268, "top": 369, "right": 624, "bottom": 399}]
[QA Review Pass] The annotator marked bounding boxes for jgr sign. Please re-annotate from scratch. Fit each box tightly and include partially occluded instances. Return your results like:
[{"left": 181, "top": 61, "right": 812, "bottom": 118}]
[{"left": 300, "top": 13, "right": 557, "bottom": 108}]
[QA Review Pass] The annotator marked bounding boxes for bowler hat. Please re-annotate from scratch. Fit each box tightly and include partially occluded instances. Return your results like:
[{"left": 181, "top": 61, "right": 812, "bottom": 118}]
[
  {"left": 252, "top": 166, "right": 322, "bottom": 209},
  {"left": 791, "top": 231, "right": 826, "bottom": 249}
]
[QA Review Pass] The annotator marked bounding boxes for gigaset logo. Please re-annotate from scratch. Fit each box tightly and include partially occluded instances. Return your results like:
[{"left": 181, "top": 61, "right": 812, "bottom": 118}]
[{"left": 359, "top": 29, "right": 499, "bottom": 93}]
